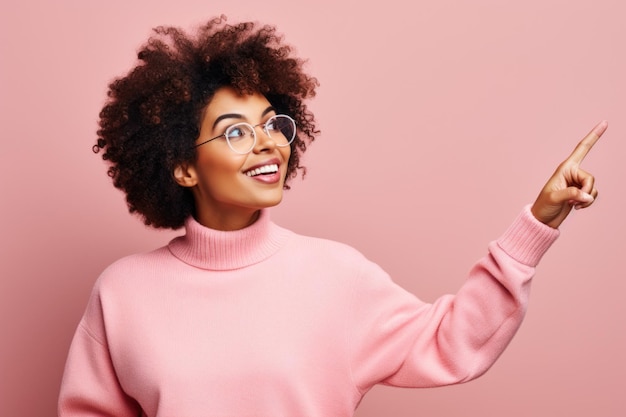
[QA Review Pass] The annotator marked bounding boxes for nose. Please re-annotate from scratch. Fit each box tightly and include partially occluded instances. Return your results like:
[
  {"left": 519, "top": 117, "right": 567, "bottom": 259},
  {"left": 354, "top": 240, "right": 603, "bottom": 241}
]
[{"left": 252, "top": 125, "right": 276, "bottom": 154}]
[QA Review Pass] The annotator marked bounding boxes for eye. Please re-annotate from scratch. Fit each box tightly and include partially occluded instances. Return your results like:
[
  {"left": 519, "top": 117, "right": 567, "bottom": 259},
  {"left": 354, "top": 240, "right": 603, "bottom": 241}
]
[
  {"left": 225, "top": 125, "right": 250, "bottom": 142},
  {"left": 265, "top": 117, "right": 292, "bottom": 136},
  {"left": 265, "top": 119, "right": 279, "bottom": 132},
  {"left": 264, "top": 116, "right": 295, "bottom": 141}
]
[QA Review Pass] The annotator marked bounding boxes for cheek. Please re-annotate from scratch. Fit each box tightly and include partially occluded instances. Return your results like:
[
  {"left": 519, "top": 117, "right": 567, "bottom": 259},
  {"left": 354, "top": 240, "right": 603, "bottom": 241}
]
[
  {"left": 195, "top": 152, "right": 247, "bottom": 184},
  {"left": 282, "top": 146, "right": 292, "bottom": 166}
]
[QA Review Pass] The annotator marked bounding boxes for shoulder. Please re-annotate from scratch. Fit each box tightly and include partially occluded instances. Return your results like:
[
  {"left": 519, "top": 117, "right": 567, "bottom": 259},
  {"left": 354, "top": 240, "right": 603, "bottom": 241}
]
[
  {"left": 103, "top": 245, "right": 172, "bottom": 272},
  {"left": 285, "top": 230, "right": 387, "bottom": 277},
  {"left": 290, "top": 231, "right": 366, "bottom": 259},
  {"left": 93, "top": 246, "right": 173, "bottom": 292}
]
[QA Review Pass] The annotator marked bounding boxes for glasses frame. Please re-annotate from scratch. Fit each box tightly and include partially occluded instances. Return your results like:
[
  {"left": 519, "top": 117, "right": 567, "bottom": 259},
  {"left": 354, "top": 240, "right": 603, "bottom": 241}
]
[{"left": 194, "top": 114, "right": 297, "bottom": 155}]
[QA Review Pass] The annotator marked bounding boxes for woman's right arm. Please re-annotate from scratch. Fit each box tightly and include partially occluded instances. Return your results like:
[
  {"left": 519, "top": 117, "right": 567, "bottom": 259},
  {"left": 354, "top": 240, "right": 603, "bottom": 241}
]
[{"left": 58, "top": 289, "right": 141, "bottom": 416}]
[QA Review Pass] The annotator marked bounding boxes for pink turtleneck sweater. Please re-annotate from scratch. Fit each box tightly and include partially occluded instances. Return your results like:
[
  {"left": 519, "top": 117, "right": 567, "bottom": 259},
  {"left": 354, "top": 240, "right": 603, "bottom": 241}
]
[{"left": 58, "top": 206, "right": 559, "bottom": 417}]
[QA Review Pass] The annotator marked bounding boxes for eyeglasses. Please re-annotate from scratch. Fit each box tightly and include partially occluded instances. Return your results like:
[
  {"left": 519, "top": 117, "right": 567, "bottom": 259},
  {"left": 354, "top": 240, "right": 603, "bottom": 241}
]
[{"left": 194, "top": 114, "right": 296, "bottom": 155}]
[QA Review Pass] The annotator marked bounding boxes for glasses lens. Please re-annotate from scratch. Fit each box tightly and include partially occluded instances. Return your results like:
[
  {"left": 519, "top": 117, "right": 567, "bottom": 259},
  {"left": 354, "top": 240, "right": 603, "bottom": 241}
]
[
  {"left": 225, "top": 123, "right": 255, "bottom": 154},
  {"left": 266, "top": 116, "right": 296, "bottom": 146}
]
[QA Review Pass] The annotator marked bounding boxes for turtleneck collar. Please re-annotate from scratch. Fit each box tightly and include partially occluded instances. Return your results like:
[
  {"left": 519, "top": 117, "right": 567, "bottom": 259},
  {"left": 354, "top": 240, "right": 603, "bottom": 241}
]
[{"left": 167, "top": 209, "right": 292, "bottom": 271}]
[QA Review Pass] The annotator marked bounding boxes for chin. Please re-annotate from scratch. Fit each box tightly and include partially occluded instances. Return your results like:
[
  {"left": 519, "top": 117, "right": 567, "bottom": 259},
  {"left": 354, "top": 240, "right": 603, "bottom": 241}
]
[{"left": 260, "top": 195, "right": 284, "bottom": 208}]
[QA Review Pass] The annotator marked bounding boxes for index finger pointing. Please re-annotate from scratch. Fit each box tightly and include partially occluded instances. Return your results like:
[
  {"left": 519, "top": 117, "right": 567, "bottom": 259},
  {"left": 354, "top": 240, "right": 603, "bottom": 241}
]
[{"left": 568, "top": 120, "right": 608, "bottom": 164}]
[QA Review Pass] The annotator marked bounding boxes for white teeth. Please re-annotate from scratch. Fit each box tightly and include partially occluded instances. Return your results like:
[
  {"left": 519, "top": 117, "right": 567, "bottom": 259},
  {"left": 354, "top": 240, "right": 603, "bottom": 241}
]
[{"left": 245, "top": 164, "right": 279, "bottom": 177}]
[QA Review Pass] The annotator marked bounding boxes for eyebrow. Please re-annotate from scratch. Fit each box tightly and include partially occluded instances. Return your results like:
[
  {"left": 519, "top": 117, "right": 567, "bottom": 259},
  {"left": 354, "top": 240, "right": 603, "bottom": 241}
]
[{"left": 212, "top": 106, "right": 276, "bottom": 130}]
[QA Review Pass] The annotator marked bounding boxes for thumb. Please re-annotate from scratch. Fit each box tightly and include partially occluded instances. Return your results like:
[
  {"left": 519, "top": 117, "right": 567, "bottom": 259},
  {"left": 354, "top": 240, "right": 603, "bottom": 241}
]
[{"left": 551, "top": 187, "right": 594, "bottom": 206}]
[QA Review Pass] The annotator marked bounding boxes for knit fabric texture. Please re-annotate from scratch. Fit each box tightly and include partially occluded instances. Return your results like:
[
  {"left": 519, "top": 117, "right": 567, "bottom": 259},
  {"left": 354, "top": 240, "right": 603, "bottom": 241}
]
[{"left": 58, "top": 206, "right": 559, "bottom": 417}]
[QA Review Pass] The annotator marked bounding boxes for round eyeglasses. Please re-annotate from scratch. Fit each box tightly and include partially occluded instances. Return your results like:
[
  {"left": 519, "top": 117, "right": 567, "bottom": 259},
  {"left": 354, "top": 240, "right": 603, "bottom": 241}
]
[{"left": 194, "top": 114, "right": 296, "bottom": 154}]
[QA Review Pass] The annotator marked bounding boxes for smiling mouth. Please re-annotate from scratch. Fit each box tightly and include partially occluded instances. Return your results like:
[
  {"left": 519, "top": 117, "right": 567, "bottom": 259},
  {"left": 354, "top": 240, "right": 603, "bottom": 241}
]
[{"left": 244, "top": 164, "right": 279, "bottom": 177}]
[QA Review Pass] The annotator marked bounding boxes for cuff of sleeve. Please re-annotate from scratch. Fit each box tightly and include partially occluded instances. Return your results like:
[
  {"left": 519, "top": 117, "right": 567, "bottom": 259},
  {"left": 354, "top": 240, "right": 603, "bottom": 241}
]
[{"left": 496, "top": 204, "right": 560, "bottom": 267}]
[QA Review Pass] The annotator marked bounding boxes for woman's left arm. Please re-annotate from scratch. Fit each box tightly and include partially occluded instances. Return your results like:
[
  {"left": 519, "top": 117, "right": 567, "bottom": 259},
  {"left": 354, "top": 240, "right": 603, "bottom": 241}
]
[{"left": 348, "top": 121, "right": 607, "bottom": 392}]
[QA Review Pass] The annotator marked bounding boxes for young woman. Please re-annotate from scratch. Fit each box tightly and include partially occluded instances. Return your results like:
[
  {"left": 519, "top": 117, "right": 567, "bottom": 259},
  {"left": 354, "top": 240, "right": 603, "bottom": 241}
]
[{"left": 58, "top": 17, "right": 605, "bottom": 417}]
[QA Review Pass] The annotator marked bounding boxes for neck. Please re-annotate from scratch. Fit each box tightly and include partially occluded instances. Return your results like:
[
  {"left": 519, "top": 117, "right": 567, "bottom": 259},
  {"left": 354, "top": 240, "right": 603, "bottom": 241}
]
[{"left": 194, "top": 208, "right": 261, "bottom": 231}]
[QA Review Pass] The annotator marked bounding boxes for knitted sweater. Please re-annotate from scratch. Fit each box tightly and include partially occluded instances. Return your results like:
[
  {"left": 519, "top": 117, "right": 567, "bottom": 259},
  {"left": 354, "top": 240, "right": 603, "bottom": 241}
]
[{"left": 58, "top": 206, "right": 559, "bottom": 417}]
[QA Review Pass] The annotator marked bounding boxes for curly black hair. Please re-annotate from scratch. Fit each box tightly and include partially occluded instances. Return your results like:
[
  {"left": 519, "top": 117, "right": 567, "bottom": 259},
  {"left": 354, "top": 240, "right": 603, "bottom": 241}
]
[{"left": 94, "top": 16, "right": 319, "bottom": 229}]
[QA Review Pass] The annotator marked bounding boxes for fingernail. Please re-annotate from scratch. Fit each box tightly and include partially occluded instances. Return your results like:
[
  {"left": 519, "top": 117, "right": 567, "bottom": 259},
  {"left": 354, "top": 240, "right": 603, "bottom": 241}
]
[{"left": 593, "top": 120, "right": 608, "bottom": 136}]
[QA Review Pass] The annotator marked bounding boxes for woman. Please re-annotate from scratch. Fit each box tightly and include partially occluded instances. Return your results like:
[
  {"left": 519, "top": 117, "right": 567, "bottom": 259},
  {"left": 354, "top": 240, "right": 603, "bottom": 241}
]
[{"left": 58, "top": 16, "right": 605, "bottom": 416}]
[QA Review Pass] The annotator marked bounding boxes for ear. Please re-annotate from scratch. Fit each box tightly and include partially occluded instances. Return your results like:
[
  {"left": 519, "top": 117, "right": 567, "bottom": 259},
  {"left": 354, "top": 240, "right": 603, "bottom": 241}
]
[{"left": 173, "top": 163, "right": 198, "bottom": 188}]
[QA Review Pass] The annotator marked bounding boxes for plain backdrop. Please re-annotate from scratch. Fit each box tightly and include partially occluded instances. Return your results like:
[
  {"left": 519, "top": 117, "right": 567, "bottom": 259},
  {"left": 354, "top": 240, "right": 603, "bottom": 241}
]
[{"left": 1, "top": 0, "right": 624, "bottom": 416}]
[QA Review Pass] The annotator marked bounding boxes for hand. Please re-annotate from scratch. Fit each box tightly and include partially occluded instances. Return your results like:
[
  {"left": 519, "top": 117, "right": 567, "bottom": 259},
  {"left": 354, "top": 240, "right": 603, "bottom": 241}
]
[{"left": 531, "top": 120, "right": 607, "bottom": 229}]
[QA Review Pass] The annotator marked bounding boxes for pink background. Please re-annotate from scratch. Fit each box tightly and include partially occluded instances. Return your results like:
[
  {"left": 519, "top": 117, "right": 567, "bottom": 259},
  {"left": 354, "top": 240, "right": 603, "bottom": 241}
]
[{"left": 1, "top": 0, "right": 625, "bottom": 415}]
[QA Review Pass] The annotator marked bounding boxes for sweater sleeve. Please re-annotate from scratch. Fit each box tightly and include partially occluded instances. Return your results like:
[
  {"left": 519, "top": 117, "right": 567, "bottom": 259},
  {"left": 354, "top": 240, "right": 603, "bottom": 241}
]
[
  {"left": 58, "top": 281, "right": 141, "bottom": 417},
  {"left": 348, "top": 205, "right": 559, "bottom": 393}
]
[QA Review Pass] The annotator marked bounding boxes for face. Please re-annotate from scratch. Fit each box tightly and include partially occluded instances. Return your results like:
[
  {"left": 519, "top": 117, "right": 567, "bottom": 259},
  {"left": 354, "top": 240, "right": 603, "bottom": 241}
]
[{"left": 175, "top": 86, "right": 291, "bottom": 230}]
